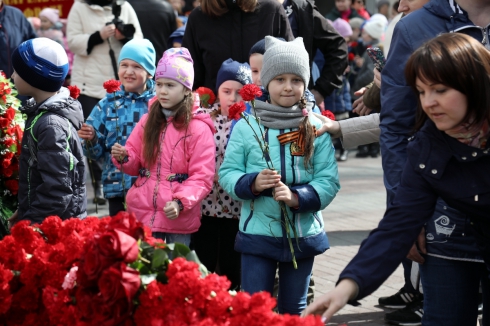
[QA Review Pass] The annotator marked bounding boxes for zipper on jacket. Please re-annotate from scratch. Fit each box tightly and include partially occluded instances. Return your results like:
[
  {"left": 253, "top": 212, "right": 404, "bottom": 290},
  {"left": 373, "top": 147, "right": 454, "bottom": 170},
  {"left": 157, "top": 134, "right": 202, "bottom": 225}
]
[
  {"left": 482, "top": 26, "right": 488, "bottom": 48},
  {"left": 313, "top": 212, "right": 322, "bottom": 225},
  {"left": 243, "top": 200, "right": 254, "bottom": 232}
]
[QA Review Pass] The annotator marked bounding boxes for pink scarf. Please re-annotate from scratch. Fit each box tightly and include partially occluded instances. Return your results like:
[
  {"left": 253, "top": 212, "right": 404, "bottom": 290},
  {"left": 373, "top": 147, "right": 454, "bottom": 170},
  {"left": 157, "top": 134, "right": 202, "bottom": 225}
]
[
  {"left": 445, "top": 119, "right": 490, "bottom": 149},
  {"left": 340, "top": 9, "right": 352, "bottom": 22}
]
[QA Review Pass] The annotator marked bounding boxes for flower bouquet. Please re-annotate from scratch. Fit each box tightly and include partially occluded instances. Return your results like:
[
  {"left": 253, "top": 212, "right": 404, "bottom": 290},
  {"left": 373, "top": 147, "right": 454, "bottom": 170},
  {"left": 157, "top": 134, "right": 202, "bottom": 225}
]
[
  {"left": 0, "top": 212, "right": 323, "bottom": 325},
  {"left": 0, "top": 71, "right": 23, "bottom": 239}
]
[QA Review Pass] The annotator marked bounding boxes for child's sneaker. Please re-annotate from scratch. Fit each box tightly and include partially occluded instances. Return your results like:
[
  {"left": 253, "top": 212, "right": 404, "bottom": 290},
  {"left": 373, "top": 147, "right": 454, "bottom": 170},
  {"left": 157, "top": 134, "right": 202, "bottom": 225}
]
[
  {"left": 378, "top": 288, "right": 422, "bottom": 309},
  {"left": 384, "top": 300, "right": 424, "bottom": 326}
]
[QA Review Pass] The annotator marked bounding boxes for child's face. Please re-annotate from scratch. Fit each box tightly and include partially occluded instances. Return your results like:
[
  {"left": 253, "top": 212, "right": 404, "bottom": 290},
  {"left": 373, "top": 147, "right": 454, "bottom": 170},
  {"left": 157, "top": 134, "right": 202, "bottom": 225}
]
[
  {"left": 155, "top": 77, "right": 189, "bottom": 109},
  {"left": 361, "top": 29, "right": 373, "bottom": 43},
  {"left": 416, "top": 77, "right": 467, "bottom": 132},
  {"left": 249, "top": 54, "right": 263, "bottom": 87},
  {"left": 267, "top": 74, "right": 304, "bottom": 108},
  {"left": 193, "top": 0, "right": 200, "bottom": 7},
  {"left": 40, "top": 16, "right": 53, "bottom": 30},
  {"left": 11, "top": 70, "right": 33, "bottom": 96},
  {"left": 169, "top": 0, "right": 182, "bottom": 12},
  {"left": 352, "top": 0, "right": 364, "bottom": 10},
  {"left": 335, "top": 0, "right": 351, "bottom": 12},
  {"left": 173, "top": 41, "right": 182, "bottom": 48},
  {"left": 218, "top": 80, "right": 244, "bottom": 116},
  {"left": 118, "top": 59, "right": 150, "bottom": 94},
  {"left": 351, "top": 27, "right": 360, "bottom": 40}
]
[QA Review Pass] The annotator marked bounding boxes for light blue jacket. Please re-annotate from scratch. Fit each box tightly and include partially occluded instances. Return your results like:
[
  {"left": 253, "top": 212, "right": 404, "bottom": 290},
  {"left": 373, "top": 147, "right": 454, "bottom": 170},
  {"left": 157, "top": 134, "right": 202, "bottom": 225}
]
[{"left": 219, "top": 111, "right": 340, "bottom": 262}]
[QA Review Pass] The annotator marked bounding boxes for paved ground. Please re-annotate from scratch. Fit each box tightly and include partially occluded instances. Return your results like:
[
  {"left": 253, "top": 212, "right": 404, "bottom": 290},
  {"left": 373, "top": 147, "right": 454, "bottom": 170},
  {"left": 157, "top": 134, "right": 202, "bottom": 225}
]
[{"left": 84, "top": 153, "right": 402, "bottom": 325}]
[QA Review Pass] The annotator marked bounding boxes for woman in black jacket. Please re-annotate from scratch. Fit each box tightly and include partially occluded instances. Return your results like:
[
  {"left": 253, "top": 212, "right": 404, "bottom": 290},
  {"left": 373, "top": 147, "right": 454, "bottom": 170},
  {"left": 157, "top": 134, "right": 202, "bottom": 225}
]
[
  {"left": 182, "top": 0, "right": 293, "bottom": 92},
  {"left": 303, "top": 33, "right": 490, "bottom": 324}
]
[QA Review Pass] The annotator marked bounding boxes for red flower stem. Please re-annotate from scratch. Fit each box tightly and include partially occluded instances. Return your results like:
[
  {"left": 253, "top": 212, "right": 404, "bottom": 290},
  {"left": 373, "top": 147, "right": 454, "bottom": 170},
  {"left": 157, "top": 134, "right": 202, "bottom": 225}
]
[{"left": 113, "top": 92, "right": 127, "bottom": 210}]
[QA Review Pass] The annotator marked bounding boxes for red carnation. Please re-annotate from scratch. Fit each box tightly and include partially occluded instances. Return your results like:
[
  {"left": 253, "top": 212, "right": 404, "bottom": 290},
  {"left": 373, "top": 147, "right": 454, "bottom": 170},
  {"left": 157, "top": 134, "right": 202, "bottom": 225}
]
[
  {"left": 195, "top": 87, "right": 216, "bottom": 107},
  {"left": 350, "top": 41, "right": 358, "bottom": 48},
  {"left": 238, "top": 84, "right": 262, "bottom": 102},
  {"left": 0, "top": 71, "right": 6, "bottom": 78},
  {"left": 5, "top": 107, "right": 15, "bottom": 121},
  {"left": 67, "top": 85, "right": 81, "bottom": 99},
  {"left": 103, "top": 79, "right": 122, "bottom": 94},
  {"left": 0, "top": 117, "right": 10, "bottom": 128},
  {"left": 321, "top": 110, "right": 336, "bottom": 121},
  {"left": 348, "top": 52, "right": 355, "bottom": 62},
  {"left": 228, "top": 101, "right": 246, "bottom": 121}
]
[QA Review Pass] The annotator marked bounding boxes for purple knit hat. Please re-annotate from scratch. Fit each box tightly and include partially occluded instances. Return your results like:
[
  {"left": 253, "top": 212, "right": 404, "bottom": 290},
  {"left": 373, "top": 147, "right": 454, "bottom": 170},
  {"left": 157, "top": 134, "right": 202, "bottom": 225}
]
[{"left": 155, "top": 47, "right": 194, "bottom": 90}]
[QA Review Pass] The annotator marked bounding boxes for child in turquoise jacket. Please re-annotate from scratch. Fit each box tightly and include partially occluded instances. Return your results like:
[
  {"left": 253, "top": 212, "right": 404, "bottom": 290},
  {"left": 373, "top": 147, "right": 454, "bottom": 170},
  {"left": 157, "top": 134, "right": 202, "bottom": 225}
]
[{"left": 219, "top": 36, "right": 340, "bottom": 315}]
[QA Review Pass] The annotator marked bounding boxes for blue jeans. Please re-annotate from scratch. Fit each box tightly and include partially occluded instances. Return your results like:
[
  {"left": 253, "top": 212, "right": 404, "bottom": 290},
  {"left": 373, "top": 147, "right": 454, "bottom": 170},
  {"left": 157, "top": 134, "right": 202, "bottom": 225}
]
[
  {"left": 420, "top": 255, "right": 489, "bottom": 325},
  {"left": 241, "top": 253, "right": 314, "bottom": 315},
  {"left": 152, "top": 232, "right": 191, "bottom": 247}
]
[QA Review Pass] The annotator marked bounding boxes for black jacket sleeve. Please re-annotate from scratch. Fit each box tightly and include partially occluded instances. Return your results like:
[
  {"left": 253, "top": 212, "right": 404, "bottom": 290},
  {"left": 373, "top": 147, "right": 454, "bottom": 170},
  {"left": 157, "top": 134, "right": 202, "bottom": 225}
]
[{"left": 311, "top": 7, "right": 348, "bottom": 97}]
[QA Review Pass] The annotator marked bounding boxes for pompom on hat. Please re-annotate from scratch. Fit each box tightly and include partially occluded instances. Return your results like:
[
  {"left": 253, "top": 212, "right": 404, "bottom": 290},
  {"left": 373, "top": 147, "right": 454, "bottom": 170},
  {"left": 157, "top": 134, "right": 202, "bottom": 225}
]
[
  {"left": 12, "top": 37, "right": 69, "bottom": 92},
  {"left": 260, "top": 36, "right": 310, "bottom": 90},
  {"left": 118, "top": 39, "right": 156, "bottom": 76},
  {"left": 216, "top": 59, "right": 252, "bottom": 91},
  {"left": 155, "top": 47, "right": 194, "bottom": 90}
]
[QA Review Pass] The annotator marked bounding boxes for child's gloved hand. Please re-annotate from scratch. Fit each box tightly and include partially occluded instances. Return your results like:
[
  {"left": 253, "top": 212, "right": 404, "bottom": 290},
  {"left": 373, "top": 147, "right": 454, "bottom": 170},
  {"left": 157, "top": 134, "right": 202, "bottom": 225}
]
[
  {"left": 164, "top": 201, "right": 180, "bottom": 219},
  {"left": 111, "top": 143, "right": 127, "bottom": 160},
  {"left": 253, "top": 169, "right": 281, "bottom": 193},
  {"left": 78, "top": 123, "right": 96, "bottom": 141},
  {"left": 274, "top": 181, "right": 298, "bottom": 208}
]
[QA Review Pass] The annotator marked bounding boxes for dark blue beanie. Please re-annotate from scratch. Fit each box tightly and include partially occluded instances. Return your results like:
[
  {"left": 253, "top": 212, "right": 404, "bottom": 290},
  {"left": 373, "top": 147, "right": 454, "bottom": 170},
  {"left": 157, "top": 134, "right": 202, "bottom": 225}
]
[
  {"left": 12, "top": 38, "right": 69, "bottom": 92},
  {"left": 215, "top": 58, "right": 252, "bottom": 91},
  {"left": 249, "top": 37, "right": 286, "bottom": 57}
]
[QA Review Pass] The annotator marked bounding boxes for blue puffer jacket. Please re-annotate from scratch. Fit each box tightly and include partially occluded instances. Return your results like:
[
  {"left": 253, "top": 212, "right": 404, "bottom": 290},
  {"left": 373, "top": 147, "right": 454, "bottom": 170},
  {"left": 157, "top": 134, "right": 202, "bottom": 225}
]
[
  {"left": 219, "top": 104, "right": 340, "bottom": 262},
  {"left": 0, "top": 5, "right": 37, "bottom": 78},
  {"left": 380, "top": 0, "right": 490, "bottom": 204},
  {"left": 84, "top": 79, "right": 155, "bottom": 198},
  {"left": 340, "top": 120, "right": 490, "bottom": 300}
]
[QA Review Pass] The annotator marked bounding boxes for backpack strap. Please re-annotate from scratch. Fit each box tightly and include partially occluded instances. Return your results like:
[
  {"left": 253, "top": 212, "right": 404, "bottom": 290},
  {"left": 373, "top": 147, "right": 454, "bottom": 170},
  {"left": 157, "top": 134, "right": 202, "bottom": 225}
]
[{"left": 25, "top": 110, "right": 74, "bottom": 171}]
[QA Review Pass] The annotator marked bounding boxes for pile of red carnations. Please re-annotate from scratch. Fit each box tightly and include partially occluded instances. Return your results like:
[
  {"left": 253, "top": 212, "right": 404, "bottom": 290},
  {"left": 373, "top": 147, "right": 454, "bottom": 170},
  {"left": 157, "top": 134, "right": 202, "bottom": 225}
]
[
  {"left": 0, "top": 71, "right": 23, "bottom": 238},
  {"left": 0, "top": 212, "right": 323, "bottom": 326}
]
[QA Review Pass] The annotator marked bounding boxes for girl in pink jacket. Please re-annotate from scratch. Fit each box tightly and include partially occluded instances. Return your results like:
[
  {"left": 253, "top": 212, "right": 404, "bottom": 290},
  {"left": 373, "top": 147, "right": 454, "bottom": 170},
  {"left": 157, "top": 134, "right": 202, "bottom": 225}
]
[{"left": 111, "top": 48, "right": 215, "bottom": 246}]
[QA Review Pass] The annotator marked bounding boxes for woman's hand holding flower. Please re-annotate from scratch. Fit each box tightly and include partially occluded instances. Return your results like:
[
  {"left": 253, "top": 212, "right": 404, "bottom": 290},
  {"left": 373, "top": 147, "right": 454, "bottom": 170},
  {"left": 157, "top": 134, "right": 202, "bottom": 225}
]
[{"left": 78, "top": 123, "right": 96, "bottom": 141}]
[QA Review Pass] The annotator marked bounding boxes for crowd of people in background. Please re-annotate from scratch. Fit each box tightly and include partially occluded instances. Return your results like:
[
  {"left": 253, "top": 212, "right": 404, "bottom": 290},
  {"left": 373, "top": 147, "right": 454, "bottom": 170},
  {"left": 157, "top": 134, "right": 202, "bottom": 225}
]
[{"left": 1, "top": 0, "right": 489, "bottom": 325}]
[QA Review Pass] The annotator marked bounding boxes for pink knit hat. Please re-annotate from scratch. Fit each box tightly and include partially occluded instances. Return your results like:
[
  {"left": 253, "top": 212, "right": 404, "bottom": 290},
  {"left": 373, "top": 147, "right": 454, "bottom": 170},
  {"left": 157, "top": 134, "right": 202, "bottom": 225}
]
[
  {"left": 154, "top": 47, "right": 194, "bottom": 90},
  {"left": 39, "top": 8, "right": 60, "bottom": 24}
]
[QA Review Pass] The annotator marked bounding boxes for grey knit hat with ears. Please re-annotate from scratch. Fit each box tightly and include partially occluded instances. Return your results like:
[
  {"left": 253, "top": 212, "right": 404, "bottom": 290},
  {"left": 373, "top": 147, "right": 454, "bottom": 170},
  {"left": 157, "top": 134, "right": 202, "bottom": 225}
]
[{"left": 260, "top": 36, "right": 310, "bottom": 91}]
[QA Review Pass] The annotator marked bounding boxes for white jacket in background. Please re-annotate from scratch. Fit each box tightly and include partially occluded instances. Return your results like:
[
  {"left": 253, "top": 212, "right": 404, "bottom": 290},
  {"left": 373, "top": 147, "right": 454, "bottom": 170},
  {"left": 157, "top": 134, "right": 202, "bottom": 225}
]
[{"left": 67, "top": 0, "right": 143, "bottom": 99}]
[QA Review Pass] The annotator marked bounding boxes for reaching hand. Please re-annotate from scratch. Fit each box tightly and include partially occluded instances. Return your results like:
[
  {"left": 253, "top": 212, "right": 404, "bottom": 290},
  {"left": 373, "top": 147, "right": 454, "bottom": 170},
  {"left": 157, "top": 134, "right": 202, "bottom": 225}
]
[
  {"left": 111, "top": 143, "right": 127, "bottom": 160},
  {"left": 407, "top": 227, "right": 427, "bottom": 264},
  {"left": 273, "top": 181, "right": 298, "bottom": 207},
  {"left": 313, "top": 113, "right": 341, "bottom": 138},
  {"left": 352, "top": 90, "right": 373, "bottom": 116},
  {"left": 164, "top": 201, "right": 180, "bottom": 219},
  {"left": 301, "top": 279, "right": 358, "bottom": 322},
  {"left": 253, "top": 169, "right": 281, "bottom": 193},
  {"left": 78, "top": 123, "right": 96, "bottom": 141}
]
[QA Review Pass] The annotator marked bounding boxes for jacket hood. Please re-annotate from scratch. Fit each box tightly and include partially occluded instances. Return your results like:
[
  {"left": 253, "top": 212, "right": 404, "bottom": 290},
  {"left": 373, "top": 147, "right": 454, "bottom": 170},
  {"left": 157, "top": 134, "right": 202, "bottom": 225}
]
[
  {"left": 193, "top": 111, "right": 216, "bottom": 134},
  {"left": 118, "top": 79, "right": 156, "bottom": 102},
  {"left": 21, "top": 87, "right": 85, "bottom": 130}
]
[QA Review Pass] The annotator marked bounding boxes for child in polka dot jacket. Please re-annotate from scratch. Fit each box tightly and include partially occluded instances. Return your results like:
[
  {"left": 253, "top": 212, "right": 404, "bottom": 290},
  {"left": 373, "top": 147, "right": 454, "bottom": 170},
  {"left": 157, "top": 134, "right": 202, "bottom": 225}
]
[{"left": 193, "top": 59, "right": 253, "bottom": 290}]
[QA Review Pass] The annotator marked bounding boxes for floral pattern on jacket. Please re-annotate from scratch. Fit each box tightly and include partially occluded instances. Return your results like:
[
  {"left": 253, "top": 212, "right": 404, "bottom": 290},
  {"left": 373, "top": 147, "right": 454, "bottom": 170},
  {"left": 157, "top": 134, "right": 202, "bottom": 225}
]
[{"left": 198, "top": 104, "right": 241, "bottom": 219}]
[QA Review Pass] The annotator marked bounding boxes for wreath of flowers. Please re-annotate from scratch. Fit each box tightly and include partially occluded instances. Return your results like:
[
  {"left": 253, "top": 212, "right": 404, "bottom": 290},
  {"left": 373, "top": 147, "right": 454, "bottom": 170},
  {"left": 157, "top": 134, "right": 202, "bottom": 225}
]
[{"left": 0, "top": 71, "right": 23, "bottom": 238}]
